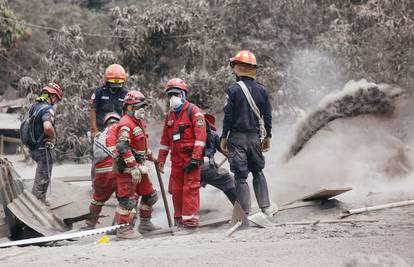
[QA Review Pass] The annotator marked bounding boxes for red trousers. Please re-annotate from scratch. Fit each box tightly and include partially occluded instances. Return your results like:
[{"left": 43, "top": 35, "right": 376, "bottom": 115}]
[
  {"left": 169, "top": 153, "right": 201, "bottom": 226},
  {"left": 88, "top": 165, "right": 156, "bottom": 226}
]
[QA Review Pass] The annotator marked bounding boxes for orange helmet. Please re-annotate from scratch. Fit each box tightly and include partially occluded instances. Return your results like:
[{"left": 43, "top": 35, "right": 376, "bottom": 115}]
[
  {"left": 123, "top": 91, "right": 146, "bottom": 108},
  {"left": 229, "top": 50, "right": 257, "bottom": 68},
  {"left": 41, "top": 82, "right": 62, "bottom": 100},
  {"left": 104, "top": 64, "right": 126, "bottom": 84},
  {"left": 165, "top": 78, "right": 187, "bottom": 94}
]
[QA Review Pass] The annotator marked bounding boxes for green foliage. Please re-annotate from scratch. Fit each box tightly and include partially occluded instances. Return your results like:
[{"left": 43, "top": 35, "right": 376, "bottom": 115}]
[
  {"left": 10, "top": 0, "right": 414, "bottom": 161},
  {"left": 0, "top": 0, "right": 26, "bottom": 53}
]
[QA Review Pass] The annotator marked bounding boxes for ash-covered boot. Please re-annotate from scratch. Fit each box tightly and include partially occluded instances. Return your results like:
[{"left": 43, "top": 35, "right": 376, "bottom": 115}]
[
  {"left": 138, "top": 216, "right": 162, "bottom": 233},
  {"left": 116, "top": 226, "right": 142, "bottom": 239},
  {"left": 138, "top": 192, "right": 161, "bottom": 233},
  {"left": 115, "top": 207, "right": 142, "bottom": 240}
]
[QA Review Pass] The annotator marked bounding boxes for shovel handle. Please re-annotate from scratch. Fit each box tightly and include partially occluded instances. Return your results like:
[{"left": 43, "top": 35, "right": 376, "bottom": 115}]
[
  {"left": 154, "top": 160, "right": 173, "bottom": 228},
  {"left": 225, "top": 221, "right": 242, "bottom": 237}
]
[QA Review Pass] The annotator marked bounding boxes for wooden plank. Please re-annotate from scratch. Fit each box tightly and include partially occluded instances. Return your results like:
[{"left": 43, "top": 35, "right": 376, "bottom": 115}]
[
  {"left": 283, "top": 187, "right": 352, "bottom": 206},
  {"left": 25, "top": 176, "right": 91, "bottom": 183},
  {"left": 2, "top": 136, "right": 21, "bottom": 144},
  {"left": 0, "top": 135, "right": 3, "bottom": 155}
]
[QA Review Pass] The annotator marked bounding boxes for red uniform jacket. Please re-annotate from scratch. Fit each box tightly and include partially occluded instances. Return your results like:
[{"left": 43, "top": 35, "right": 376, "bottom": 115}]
[
  {"left": 116, "top": 113, "right": 152, "bottom": 169},
  {"left": 158, "top": 101, "right": 206, "bottom": 164}
]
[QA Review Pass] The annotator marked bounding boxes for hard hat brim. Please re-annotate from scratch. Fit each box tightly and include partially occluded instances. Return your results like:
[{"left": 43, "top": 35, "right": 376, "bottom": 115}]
[{"left": 166, "top": 88, "right": 183, "bottom": 94}]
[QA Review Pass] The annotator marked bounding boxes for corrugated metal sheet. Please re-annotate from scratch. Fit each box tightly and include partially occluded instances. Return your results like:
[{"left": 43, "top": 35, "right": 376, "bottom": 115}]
[
  {"left": 0, "top": 158, "right": 24, "bottom": 237},
  {"left": 7, "top": 189, "right": 68, "bottom": 236},
  {"left": 0, "top": 158, "right": 24, "bottom": 205}
]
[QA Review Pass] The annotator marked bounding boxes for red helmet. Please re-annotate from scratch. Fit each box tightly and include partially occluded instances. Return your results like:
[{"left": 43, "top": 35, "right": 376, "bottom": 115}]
[
  {"left": 123, "top": 91, "right": 146, "bottom": 108},
  {"left": 165, "top": 78, "right": 187, "bottom": 94},
  {"left": 204, "top": 113, "right": 216, "bottom": 131},
  {"left": 230, "top": 50, "right": 257, "bottom": 68},
  {"left": 103, "top": 112, "right": 121, "bottom": 126},
  {"left": 104, "top": 64, "right": 126, "bottom": 84},
  {"left": 41, "top": 82, "right": 62, "bottom": 100}
]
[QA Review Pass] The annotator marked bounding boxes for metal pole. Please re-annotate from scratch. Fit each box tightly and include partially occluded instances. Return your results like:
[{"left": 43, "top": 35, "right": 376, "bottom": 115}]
[
  {"left": 0, "top": 135, "right": 4, "bottom": 155},
  {"left": 153, "top": 160, "right": 173, "bottom": 228}
]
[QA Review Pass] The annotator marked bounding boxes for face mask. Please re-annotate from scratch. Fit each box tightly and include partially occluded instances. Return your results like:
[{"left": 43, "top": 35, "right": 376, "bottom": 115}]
[
  {"left": 134, "top": 108, "right": 145, "bottom": 120},
  {"left": 169, "top": 95, "right": 183, "bottom": 110}
]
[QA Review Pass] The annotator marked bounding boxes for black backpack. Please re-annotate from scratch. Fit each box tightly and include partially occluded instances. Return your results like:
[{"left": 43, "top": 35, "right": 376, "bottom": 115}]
[{"left": 20, "top": 104, "right": 49, "bottom": 147}]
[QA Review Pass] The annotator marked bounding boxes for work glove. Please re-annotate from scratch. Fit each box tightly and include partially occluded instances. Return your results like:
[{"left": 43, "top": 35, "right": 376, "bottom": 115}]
[
  {"left": 130, "top": 165, "right": 142, "bottom": 185},
  {"left": 157, "top": 161, "right": 165, "bottom": 174},
  {"left": 219, "top": 137, "right": 229, "bottom": 157},
  {"left": 261, "top": 137, "right": 271, "bottom": 152},
  {"left": 184, "top": 158, "right": 203, "bottom": 173},
  {"left": 208, "top": 156, "right": 217, "bottom": 168},
  {"left": 45, "top": 139, "right": 55, "bottom": 149},
  {"left": 138, "top": 165, "right": 148, "bottom": 175}
]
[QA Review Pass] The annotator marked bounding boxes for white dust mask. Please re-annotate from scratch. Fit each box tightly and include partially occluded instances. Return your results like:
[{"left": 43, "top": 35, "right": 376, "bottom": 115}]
[
  {"left": 169, "top": 95, "right": 183, "bottom": 110},
  {"left": 134, "top": 108, "right": 145, "bottom": 120}
]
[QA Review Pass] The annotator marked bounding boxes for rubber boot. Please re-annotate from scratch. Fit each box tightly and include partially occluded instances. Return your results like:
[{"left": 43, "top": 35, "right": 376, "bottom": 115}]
[
  {"left": 115, "top": 208, "right": 142, "bottom": 240},
  {"left": 235, "top": 178, "right": 251, "bottom": 214},
  {"left": 252, "top": 171, "right": 270, "bottom": 209},
  {"left": 138, "top": 216, "right": 161, "bottom": 234},
  {"left": 173, "top": 218, "right": 199, "bottom": 236},
  {"left": 116, "top": 226, "right": 142, "bottom": 240}
]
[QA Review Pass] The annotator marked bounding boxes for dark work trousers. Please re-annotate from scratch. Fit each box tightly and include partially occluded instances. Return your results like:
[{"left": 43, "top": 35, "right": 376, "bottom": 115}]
[
  {"left": 90, "top": 142, "right": 97, "bottom": 188},
  {"left": 30, "top": 148, "right": 55, "bottom": 201},
  {"left": 201, "top": 162, "right": 237, "bottom": 204},
  {"left": 228, "top": 132, "right": 270, "bottom": 214}
]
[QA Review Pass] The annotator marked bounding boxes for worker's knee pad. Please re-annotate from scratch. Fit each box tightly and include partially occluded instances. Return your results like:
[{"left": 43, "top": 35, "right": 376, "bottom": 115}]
[
  {"left": 141, "top": 191, "right": 158, "bottom": 206},
  {"left": 118, "top": 196, "right": 137, "bottom": 210}
]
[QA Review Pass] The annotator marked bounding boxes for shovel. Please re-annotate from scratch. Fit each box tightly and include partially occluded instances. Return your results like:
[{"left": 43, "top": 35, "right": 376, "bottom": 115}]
[{"left": 225, "top": 201, "right": 249, "bottom": 237}]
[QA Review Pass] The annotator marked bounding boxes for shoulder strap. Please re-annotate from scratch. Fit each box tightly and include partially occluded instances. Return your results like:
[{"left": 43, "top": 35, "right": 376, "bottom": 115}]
[
  {"left": 237, "top": 81, "right": 261, "bottom": 120},
  {"left": 187, "top": 103, "right": 193, "bottom": 121}
]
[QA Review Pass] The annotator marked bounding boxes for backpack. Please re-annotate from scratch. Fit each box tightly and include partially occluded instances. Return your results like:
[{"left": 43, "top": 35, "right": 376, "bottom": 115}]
[
  {"left": 93, "top": 127, "right": 112, "bottom": 162},
  {"left": 187, "top": 103, "right": 212, "bottom": 152},
  {"left": 20, "top": 104, "right": 50, "bottom": 147}
]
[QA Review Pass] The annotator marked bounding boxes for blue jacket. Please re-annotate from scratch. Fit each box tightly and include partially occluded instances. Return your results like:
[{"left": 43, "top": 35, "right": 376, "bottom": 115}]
[
  {"left": 221, "top": 77, "right": 272, "bottom": 138},
  {"left": 90, "top": 85, "right": 128, "bottom": 130}
]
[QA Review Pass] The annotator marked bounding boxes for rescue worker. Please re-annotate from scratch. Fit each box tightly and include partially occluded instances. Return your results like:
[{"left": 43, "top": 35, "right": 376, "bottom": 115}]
[
  {"left": 114, "top": 91, "right": 160, "bottom": 239},
  {"left": 201, "top": 114, "right": 237, "bottom": 204},
  {"left": 157, "top": 78, "right": 206, "bottom": 232},
  {"left": 89, "top": 64, "right": 128, "bottom": 135},
  {"left": 83, "top": 112, "right": 121, "bottom": 229},
  {"left": 220, "top": 50, "right": 277, "bottom": 215},
  {"left": 89, "top": 64, "right": 128, "bottom": 182},
  {"left": 28, "top": 83, "right": 62, "bottom": 203}
]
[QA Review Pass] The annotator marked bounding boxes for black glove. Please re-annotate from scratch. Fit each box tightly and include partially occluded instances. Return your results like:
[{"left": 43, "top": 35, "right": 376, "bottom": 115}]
[{"left": 184, "top": 158, "right": 203, "bottom": 173}]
